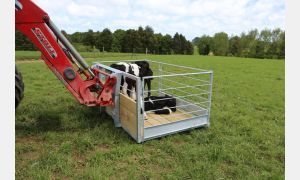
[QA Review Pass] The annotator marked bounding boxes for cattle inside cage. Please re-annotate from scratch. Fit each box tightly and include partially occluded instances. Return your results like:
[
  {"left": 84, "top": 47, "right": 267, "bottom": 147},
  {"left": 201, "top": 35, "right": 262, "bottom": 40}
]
[{"left": 92, "top": 59, "right": 213, "bottom": 143}]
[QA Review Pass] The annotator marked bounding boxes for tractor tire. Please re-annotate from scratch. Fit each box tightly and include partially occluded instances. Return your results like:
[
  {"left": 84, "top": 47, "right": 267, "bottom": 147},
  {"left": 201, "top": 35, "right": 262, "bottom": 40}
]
[{"left": 15, "top": 67, "right": 24, "bottom": 108}]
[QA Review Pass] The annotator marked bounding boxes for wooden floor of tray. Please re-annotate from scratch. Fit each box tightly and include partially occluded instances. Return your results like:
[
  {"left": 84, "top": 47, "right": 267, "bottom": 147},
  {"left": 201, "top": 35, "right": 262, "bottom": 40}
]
[{"left": 144, "top": 109, "right": 193, "bottom": 128}]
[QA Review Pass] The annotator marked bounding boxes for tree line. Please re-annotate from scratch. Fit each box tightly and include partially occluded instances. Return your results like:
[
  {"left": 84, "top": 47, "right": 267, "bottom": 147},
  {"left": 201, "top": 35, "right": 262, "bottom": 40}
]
[
  {"left": 193, "top": 28, "right": 285, "bottom": 59},
  {"left": 16, "top": 26, "right": 194, "bottom": 55}
]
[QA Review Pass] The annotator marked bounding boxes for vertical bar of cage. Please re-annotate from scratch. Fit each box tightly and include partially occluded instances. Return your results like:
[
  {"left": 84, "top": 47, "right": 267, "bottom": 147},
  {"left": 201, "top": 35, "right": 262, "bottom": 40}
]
[
  {"left": 141, "top": 77, "right": 146, "bottom": 142},
  {"left": 158, "top": 62, "right": 162, "bottom": 95},
  {"left": 207, "top": 71, "right": 213, "bottom": 127},
  {"left": 112, "top": 72, "right": 122, "bottom": 127},
  {"left": 136, "top": 78, "right": 144, "bottom": 143}
]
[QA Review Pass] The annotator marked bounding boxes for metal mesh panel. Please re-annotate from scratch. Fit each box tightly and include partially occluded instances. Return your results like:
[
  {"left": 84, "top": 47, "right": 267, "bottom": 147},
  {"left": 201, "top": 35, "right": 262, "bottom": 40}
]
[{"left": 142, "top": 60, "right": 212, "bottom": 124}]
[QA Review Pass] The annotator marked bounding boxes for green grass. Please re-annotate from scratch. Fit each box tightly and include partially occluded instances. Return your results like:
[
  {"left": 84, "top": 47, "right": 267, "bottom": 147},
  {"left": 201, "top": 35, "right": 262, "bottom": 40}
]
[
  {"left": 15, "top": 51, "right": 146, "bottom": 60},
  {"left": 16, "top": 52, "right": 284, "bottom": 179},
  {"left": 15, "top": 51, "right": 41, "bottom": 60}
]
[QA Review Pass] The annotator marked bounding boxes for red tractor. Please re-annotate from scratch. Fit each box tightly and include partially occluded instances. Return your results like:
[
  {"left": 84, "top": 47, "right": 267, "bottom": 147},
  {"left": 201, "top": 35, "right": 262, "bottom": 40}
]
[{"left": 15, "top": 0, "right": 117, "bottom": 108}]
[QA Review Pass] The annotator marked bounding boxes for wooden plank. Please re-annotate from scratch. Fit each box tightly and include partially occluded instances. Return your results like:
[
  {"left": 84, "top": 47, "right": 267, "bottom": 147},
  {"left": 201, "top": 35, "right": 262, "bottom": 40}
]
[
  {"left": 155, "top": 117, "right": 171, "bottom": 124},
  {"left": 119, "top": 93, "right": 137, "bottom": 138},
  {"left": 146, "top": 119, "right": 161, "bottom": 126},
  {"left": 144, "top": 109, "right": 194, "bottom": 127},
  {"left": 120, "top": 94, "right": 136, "bottom": 113},
  {"left": 144, "top": 121, "right": 152, "bottom": 128}
]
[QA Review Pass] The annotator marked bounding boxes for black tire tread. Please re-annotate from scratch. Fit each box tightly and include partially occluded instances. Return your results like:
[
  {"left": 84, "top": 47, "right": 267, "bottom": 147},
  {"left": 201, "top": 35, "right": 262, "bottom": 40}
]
[{"left": 15, "top": 68, "right": 24, "bottom": 108}]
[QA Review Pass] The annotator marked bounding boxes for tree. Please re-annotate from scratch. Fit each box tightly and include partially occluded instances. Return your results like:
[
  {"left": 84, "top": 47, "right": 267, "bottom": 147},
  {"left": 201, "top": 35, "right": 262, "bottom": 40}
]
[
  {"left": 212, "top": 32, "right": 229, "bottom": 56},
  {"left": 229, "top": 36, "right": 241, "bottom": 56},
  {"left": 17, "top": 24, "right": 285, "bottom": 58},
  {"left": 152, "top": 33, "right": 163, "bottom": 54},
  {"left": 144, "top": 26, "right": 155, "bottom": 52},
  {"left": 269, "top": 28, "right": 284, "bottom": 59},
  {"left": 255, "top": 40, "right": 265, "bottom": 59},
  {"left": 173, "top": 33, "right": 181, "bottom": 54},
  {"left": 137, "top": 26, "right": 145, "bottom": 52},
  {"left": 245, "top": 29, "right": 258, "bottom": 58},
  {"left": 196, "top": 35, "right": 212, "bottom": 55},
  {"left": 278, "top": 31, "right": 285, "bottom": 59},
  {"left": 258, "top": 29, "right": 272, "bottom": 58},
  {"left": 95, "top": 28, "right": 113, "bottom": 52},
  {"left": 69, "top": 32, "right": 85, "bottom": 43},
  {"left": 15, "top": 30, "right": 37, "bottom": 51},
  {"left": 179, "top": 34, "right": 188, "bottom": 54},
  {"left": 161, "top": 34, "right": 173, "bottom": 54},
  {"left": 186, "top": 41, "right": 194, "bottom": 55},
  {"left": 82, "top": 29, "right": 95, "bottom": 47},
  {"left": 172, "top": 33, "right": 192, "bottom": 54},
  {"left": 122, "top": 29, "right": 141, "bottom": 53},
  {"left": 193, "top": 28, "right": 285, "bottom": 59},
  {"left": 111, "top": 29, "right": 126, "bottom": 52}
]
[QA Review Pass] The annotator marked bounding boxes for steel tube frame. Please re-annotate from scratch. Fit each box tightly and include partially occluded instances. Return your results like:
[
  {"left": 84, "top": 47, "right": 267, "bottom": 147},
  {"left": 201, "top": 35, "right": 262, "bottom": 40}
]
[{"left": 98, "top": 59, "right": 213, "bottom": 143}]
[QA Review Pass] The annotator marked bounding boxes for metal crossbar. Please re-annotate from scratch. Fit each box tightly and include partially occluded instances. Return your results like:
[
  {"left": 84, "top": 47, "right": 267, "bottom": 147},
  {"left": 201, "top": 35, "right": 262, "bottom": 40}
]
[
  {"left": 147, "top": 60, "right": 211, "bottom": 72},
  {"left": 145, "top": 102, "right": 209, "bottom": 113},
  {"left": 143, "top": 93, "right": 209, "bottom": 103},
  {"left": 160, "top": 84, "right": 209, "bottom": 102},
  {"left": 144, "top": 84, "right": 210, "bottom": 94},
  {"left": 161, "top": 70, "right": 210, "bottom": 84},
  {"left": 143, "top": 71, "right": 210, "bottom": 79},
  {"left": 161, "top": 78, "right": 210, "bottom": 94},
  {"left": 161, "top": 91, "right": 208, "bottom": 110}
]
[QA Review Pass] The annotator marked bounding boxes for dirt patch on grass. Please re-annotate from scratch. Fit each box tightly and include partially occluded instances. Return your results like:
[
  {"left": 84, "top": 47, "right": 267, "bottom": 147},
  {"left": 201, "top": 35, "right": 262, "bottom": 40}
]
[
  {"left": 21, "top": 151, "right": 41, "bottom": 162},
  {"left": 16, "top": 135, "right": 41, "bottom": 144},
  {"left": 73, "top": 143, "right": 111, "bottom": 169},
  {"left": 16, "top": 138, "right": 43, "bottom": 173},
  {"left": 173, "top": 139, "right": 186, "bottom": 146},
  {"left": 96, "top": 144, "right": 111, "bottom": 152},
  {"left": 16, "top": 139, "right": 42, "bottom": 159}
]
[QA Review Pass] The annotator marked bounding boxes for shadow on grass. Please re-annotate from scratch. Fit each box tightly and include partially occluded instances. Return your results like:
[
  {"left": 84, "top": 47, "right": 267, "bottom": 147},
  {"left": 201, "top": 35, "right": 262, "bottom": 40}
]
[
  {"left": 36, "top": 112, "right": 61, "bottom": 131},
  {"left": 16, "top": 106, "right": 116, "bottom": 135}
]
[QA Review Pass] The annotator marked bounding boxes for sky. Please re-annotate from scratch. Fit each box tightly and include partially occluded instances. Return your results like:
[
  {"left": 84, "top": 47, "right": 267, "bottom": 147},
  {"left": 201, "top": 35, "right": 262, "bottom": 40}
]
[{"left": 33, "top": 0, "right": 285, "bottom": 40}]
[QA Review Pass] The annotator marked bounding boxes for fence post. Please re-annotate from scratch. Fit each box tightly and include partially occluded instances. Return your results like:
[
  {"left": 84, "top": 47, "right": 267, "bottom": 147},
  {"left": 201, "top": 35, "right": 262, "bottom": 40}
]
[
  {"left": 158, "top": 63, "right": 163, "bottom": 95},
  {"left": 207, "top": 72, "right": 213, "bottom": 127}
]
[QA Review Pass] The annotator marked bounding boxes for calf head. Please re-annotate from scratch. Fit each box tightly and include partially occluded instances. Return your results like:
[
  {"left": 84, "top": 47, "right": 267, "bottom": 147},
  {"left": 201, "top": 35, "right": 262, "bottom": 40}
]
[{"left": 134, "top": 61, "right": 153, "bottom": 97}]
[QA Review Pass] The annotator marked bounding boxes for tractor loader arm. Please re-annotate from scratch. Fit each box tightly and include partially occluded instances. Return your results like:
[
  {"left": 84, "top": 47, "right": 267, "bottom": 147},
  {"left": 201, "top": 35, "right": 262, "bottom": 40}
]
[{"left": 15, "top": 0, "right": 116, "bottom": 107}]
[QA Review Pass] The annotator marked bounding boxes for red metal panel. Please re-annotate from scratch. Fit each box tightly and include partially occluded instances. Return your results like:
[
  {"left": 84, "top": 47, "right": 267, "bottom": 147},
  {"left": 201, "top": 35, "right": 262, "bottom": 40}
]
[{"left": 15, "top": 0, "right": 47, "bottom": 24}]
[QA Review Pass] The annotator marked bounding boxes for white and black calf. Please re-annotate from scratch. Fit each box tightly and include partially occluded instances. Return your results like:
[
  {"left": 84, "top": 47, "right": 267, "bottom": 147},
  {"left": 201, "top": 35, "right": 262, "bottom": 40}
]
[
  {"left": 110, "top": 62, "right": 132, "bottom": 97},
  {"left": 144, "top": 95, "right": 177, "bottom": 115},
  {"left": 110, "top": 61, "right": 153, "bottom": 100},
  {"left": 110, "top": 61, "right": 156, "bottom": 119}
]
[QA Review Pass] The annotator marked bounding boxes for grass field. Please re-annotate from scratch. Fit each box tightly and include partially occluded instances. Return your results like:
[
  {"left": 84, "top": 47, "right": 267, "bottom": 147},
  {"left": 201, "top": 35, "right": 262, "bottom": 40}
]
[
  {"left": 16, "top": 52, "right": 284, "bottom": 179},
  {"left": 15, "top": 51, "right": 146, "bottom": 60}
]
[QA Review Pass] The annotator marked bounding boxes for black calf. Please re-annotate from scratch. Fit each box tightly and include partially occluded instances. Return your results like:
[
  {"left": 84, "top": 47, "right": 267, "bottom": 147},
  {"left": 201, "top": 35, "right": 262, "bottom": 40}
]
[
  {"left": 144, "top": 95, "right": 177, "bottom": 114},
  {"left": 134, "top": 61, "right": 153, "bottom": 97}
]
